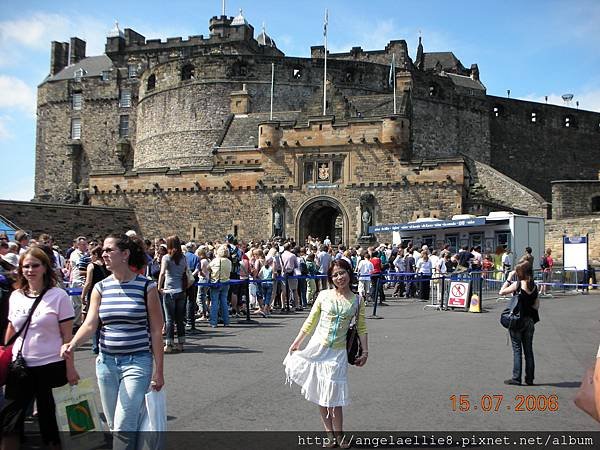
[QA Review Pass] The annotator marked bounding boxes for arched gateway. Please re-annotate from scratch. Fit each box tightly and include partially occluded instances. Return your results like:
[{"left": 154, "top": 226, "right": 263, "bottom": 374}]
[{"left": 296, "top": 196, "right": 349, "bottom": 246}]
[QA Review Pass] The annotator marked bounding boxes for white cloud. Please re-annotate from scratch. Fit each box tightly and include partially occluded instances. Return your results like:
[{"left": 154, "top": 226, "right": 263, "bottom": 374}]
[
  {"left": 0, "top": 75, "right": 36, "bottom": 115},
  {"left": 0, "top": 116, "right": 13, "bottom": 141},
  {"left": 520, "top": 89, "right": 600, "bottom": 113},
  {"left": 0, "top": 13, "right": 70, "bottom": 50}
]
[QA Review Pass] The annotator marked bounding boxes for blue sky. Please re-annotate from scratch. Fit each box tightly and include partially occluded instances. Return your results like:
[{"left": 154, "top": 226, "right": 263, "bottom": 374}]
[{"left": 1, "top": 0, "right": 599, "bottom": 201}]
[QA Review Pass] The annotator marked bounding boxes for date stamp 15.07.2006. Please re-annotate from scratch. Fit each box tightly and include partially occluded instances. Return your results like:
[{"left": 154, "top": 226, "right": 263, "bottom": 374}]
[{"left": 449, "top": 394, "right": 559, "bottom": 412}]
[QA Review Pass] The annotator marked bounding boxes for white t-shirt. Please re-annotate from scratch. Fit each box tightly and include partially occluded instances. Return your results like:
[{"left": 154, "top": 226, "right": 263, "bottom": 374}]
[
  {"left": 356, "top": 259, "right": 374, "bottom": 281},
  {"left": 8, "top": 287, "right": 74, "bottom": 367}
]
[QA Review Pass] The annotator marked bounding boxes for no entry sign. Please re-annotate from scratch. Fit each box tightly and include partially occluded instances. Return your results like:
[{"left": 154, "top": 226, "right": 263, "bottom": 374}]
[{"left": 448, "top": 282, "right": 470, "bottom": 308}]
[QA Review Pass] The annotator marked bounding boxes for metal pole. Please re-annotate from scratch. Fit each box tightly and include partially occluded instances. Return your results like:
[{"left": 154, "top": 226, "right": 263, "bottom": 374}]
[
  {"left": 393, "top": 64, "right": 397, "bottom": 114},
  {"left": 323, "top": 9, "right": 328, "bottom": 116},
  {"left": 270, "top": 62, "right": 274, "bottom": 121}
]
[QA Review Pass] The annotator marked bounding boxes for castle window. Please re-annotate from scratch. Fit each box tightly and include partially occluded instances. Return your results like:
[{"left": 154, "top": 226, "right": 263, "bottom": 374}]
[
  {"left": 293, "top": 68, "right": 302, "bottom": 79},
  {"left": 531, "top": 112, "right": 537, "bottom": 123},
  {"left": 181, "top": 64, "right": 195, "bottom": 81},
  {"left": 72, "top": 93, "right": 82, "bottom": 110},
  {"left": 564, "top": 115, "right": 576, "bottom": 128},
  {"left": 119, "top": 115, "right": 129, "bottom": 138},
  {"left": 128, "top": 64, "right": 138, "bottom": 79},
  {"left": 119, "top": 89, "right": 132, "bottom": 108},
  {"left": 70, "top": 118, "right": 81, "bottom": 140},
  {"left": 592, "top": 196, "right": 600, "bottom": 212},
  {"left": 101, "top": 70, "right": 110, "bottom": 81},
  {"left": 429, "top": 84, "right": 438, "bottom": 96},
  {"left": 492, "top": 105, "right": 503, "bottom": 117},
  {"left": 73, "top": 68, "right": 85, "bottom": 82},
  {"left": 147, "top": 74, "right": 156, "bottom": 91},
  {"left": 345, "top": 70, "right": 354, "bottom": 82}
]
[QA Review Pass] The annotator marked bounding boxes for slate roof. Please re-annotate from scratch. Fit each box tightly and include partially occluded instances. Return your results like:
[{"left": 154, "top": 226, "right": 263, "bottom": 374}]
[
  {"left": 45, "top": 55, "right": 114, "bottom": 82},
  {"left": 423, "top": 52, "right": 464, "bottom": 72},
  {"left": 219, "top": 111, "right": 300, "bottom": 148},
  {"left": 446, "top": 73, "right": 486, "bottom": 91},
  {"left": 347, "top": 94, "right": 408, "bottom": 117}
]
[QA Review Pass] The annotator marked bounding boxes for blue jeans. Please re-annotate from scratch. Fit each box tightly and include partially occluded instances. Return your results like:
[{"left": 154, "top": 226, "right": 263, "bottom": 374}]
[
  {"left": 210, "top": 284, "right": 230, "bottom": 327},
  {"left": 163, "top": 291, "right": 186, "bottom": 344},
  {"left": 196, "top": 283, "right": 209, "bottom": 315},
  {"left": 262, "top": 283, "right": 273, "bottom": 306},
  {"left": 509, "top": 318, "right": 535, "bottom": 383},
  {"left": 96, "top": 352, "right": 153, "bottom": 436}
]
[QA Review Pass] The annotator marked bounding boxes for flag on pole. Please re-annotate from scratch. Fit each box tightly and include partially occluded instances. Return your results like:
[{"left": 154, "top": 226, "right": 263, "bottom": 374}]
[
  {"left": 323, "top": 9, "right": 328, "bottom": 37},
  {"left": 389, "top": 54, "right": 396, "bottom": 86}
]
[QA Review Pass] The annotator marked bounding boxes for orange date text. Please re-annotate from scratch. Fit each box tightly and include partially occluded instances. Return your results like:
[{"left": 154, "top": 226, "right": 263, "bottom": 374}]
[{"left": 449, "top": 394, "right": 559, "bottom": 412}]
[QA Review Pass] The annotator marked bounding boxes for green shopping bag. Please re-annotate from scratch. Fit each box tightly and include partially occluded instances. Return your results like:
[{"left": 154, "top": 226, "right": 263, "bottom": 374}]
[{"left": 53, "top": 378, "right": 106, "bottom": 450}]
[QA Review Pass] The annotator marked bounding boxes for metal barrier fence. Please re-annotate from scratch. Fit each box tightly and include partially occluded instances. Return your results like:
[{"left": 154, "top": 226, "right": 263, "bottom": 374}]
[{"left": 63, "top": 267, "right": 599, "bottom": 320}]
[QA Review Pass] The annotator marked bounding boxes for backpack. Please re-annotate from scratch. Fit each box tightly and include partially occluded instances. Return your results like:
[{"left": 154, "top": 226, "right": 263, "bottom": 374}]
[
  {"left": 229, "top": 245, "right": 240, "bottom": 274},
  {"left": 299, "top": 258, "right": 308, "bottom": 276},
  {"left": 500, "top": 288, "right": 523, "bottom": 330},
  {"left": 540, "top": 256, "right": 549, "bottom": 270}
]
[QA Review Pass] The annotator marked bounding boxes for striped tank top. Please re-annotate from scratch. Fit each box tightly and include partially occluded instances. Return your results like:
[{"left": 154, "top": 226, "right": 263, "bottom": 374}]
[{"left": 94, "top": 274, "right": 154, "bottom": 355}]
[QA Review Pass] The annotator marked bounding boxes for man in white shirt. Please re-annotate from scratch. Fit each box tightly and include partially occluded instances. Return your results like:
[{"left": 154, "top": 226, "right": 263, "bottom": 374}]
[
  {"left": 281, "top": 243, "right": 299, "bottom": 310},
  {"left": 393, "top": 251, "right": 406, "bottom": 297},
  {"left": 316, "top": 245, "right": 333, "bottom": 290},
  {"left": 356, "top": 252, "right": 374, "bottom": 303},
  {"left": 68, "top": 236, "right": 89, "bottom": 328}
]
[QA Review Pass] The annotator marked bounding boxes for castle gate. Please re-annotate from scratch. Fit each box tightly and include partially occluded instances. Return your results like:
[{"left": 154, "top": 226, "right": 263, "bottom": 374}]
[{"left": 296, "top": 196, "right": 349, "bottom": 246}]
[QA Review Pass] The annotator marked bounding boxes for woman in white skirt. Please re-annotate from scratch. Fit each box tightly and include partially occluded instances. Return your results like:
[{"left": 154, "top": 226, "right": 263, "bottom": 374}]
[{"left": 284, "top": 259, "right": 368, "bottom": 448}]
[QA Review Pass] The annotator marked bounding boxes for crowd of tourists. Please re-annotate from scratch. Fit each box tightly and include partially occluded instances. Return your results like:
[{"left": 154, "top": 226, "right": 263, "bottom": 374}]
[{"left": 0, "top": 227, "right": 560, "bottom": 448}]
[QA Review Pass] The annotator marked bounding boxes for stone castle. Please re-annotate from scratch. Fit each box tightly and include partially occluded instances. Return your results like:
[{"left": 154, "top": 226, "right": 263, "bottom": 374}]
[{"left": 33, "top": 10, "right": 600, "bottom": 246}]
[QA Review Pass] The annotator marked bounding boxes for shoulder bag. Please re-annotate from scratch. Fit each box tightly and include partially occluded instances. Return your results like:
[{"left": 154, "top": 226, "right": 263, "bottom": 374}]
[
  {"left": 500, "top": 284, "right": 523, "bottom": 330},
  {"left": 0, "top": 288, "right": 48, "bottom": 386},
  {"left": 346, "top": 296, "right": 363, "bottom": 365}
]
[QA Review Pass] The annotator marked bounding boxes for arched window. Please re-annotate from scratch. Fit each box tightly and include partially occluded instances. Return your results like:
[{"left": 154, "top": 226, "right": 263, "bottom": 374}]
[
  {"left": 181, "top": 64, "right": 195, "bottom": 81},
  {"left": 147, "top": 74, "right": 156, "bottom": 91},
  {"left": 592, "top": 196, "right": 600, "bottom": 212}
]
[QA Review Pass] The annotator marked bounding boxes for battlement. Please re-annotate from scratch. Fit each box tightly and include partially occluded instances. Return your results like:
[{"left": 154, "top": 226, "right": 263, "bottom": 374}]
[
  {"left": 311, "top": 40, "right": 412, "bottom": 68},
  {"left": 257, "top": 115, "right": 410, "bottom": 150},
  {"left": 104, "top": 15, "right": 276, "bottom": 56}
]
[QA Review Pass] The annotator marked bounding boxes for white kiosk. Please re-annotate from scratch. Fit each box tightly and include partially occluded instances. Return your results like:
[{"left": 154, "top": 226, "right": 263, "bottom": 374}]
[{"left": 369, "top": 211, "right": 545, "bottom": 261}]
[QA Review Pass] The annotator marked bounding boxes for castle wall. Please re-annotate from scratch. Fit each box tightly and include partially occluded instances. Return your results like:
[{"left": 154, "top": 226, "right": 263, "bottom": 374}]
[
  {"left": 552, "top": 181, "right": 600, "bottom": 218},
  {"left": 411, "top": 74, "right": 490, "bottom": 163},
  {"left": 489, "top": 96, "right": 600, "bottom": 201},
  {"left": 0, "top": 200, "right": 138, "bottom": 249}
]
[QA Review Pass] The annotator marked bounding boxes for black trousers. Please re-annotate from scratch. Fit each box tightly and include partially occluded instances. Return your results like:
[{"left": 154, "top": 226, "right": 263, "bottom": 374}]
[{"left": 0, "top": 360, "right": 67, "bottom": 445}]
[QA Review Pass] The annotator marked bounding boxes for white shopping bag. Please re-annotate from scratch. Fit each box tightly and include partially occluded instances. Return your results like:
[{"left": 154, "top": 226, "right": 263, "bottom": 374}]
[
  {"left": 53, "top": 378, "right": 106, "bottom": 450},
  {"left": 137, "top": 388, "right": 167, "bottom": 450}
]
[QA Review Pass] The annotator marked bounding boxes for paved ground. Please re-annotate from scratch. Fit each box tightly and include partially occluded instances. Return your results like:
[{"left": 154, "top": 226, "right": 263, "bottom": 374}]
[{"left": 67, "top": 287, "right": 600, "bottom": 433}]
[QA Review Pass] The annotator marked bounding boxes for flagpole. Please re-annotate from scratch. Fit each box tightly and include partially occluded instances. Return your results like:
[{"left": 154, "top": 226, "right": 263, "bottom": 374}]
[
  {"left": 270, "top": 62, "right": 275, "bottom": 121},
  {"left": 393, "top": 64, "right": 397, "bottom": 114},
  {"left": 323, "top": 9, "right": 328, "bottom": 116}
]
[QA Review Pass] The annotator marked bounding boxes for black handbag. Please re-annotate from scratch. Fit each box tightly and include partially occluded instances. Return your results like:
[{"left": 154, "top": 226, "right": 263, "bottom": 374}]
[
  {"left": 500, "top": 286, "right": 523, "bottom": 330},
  {"left": 346, "top": 296, "right": 363, "bottom": 365}
]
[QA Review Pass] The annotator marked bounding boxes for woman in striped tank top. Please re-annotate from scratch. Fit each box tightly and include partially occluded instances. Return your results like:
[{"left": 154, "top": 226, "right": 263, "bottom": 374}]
[{"left": 62, "top": 234, "right": 164, "bottom": 446}]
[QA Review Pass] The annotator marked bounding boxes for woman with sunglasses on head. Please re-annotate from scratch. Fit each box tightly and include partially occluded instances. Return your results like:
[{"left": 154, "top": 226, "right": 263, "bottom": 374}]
[
  {"left": 0, "top": 247, "right": 79, "bottom": 450},
  {"left": 284, "top": 258, "right": 368, "bottom": 449},
  {"left": 61, "top": 234, "right": 164, "bottom": 449}
]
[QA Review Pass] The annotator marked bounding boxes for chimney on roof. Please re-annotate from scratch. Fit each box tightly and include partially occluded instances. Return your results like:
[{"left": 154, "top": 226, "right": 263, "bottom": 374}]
[
  {"left": 50, "top": 41, "right": 69, "bottom": 75},
  {"left": 69, "top": 37, "right": 86, "bottom": 65},
  {"left": 470, "top": 63, "right": 479, "bottom": 81}
]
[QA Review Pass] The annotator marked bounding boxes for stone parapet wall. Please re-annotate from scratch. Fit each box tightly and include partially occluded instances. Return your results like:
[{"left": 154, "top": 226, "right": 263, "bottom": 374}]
[
  {"left": 552, "top": 181, "right": 600, "bottom": 218},
  {"left": 0, "top": 200, "right": 138, "bottom": 250}
]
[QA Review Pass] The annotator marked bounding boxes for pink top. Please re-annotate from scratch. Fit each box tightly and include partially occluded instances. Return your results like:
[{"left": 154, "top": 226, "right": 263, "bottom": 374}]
[{"left": 8, "top": 287, "right": 75, "bottom": 367}]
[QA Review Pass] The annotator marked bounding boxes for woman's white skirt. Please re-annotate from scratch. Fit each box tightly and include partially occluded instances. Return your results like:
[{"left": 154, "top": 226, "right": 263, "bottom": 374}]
[{"left": 283, "top": 336, "right": 350, "bottom": 407}]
